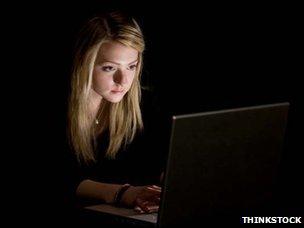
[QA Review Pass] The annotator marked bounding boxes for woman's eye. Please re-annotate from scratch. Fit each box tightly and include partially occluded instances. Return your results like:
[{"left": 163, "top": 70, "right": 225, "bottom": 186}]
[
  {"left": 101, "top": 66, "right": 115, "bottom": 72},
  {"left": 128, "top": 64, "right": 137, "bottom": 71}
]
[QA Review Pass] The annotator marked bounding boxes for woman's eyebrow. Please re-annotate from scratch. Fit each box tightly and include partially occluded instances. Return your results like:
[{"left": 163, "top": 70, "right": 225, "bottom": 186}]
[{"left": 101, "top": 59, "right": 138, "bottom": 65}]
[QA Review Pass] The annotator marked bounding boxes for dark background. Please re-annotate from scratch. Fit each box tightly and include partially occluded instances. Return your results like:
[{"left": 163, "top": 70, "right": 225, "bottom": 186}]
[{"left": 4, "top": 1, "right": 302, "bottom": 225}]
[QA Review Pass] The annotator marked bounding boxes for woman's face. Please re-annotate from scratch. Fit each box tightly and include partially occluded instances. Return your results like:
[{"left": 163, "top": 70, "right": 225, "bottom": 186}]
[{"left": 92, "top": 41, "right": 139, "bottom": 103}]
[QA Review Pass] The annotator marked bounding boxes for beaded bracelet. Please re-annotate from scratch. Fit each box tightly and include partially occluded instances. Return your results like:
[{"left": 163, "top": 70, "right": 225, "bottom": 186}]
[{"left": 113, "top": 183, "right": 131, "bottom": 206}]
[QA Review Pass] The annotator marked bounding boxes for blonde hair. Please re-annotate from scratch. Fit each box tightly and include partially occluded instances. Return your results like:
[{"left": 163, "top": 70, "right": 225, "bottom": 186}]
[{"left": 68, "top": 12, "right": 145, "bottom": 164}]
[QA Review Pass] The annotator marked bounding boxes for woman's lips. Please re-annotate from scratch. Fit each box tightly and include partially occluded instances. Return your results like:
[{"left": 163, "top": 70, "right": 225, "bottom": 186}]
[{"left": 111, "top": 89, "right": 124, "bottom": 93}]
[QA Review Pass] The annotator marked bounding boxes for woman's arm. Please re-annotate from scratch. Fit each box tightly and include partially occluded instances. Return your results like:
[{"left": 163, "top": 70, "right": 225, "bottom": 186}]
[
  {"left": 76, "top": 179, "right": 123, "bottom": 204},
  {"left": 76, "top": 179, "right": 161, "bottom": 213}
]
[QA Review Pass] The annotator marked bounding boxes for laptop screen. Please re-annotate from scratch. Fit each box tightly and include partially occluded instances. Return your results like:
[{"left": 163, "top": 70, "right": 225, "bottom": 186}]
[{"left": 158, "top": 103, "right": 289, "bottom": 226}]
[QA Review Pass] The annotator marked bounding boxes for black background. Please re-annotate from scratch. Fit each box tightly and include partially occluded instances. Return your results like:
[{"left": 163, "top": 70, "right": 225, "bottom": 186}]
[{"left": 4, "top": 1, "right": 303, "bottom": 225}]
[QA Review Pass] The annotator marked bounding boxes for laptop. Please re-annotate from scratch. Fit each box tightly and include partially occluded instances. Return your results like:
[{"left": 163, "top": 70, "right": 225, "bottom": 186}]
[{"left": 83, "top": 102, "right": 289, "bottom": 226}]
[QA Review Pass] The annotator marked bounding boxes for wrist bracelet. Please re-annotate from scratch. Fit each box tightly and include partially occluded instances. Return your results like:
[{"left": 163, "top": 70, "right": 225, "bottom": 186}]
[{"left": 114, "top": 183, "right": 131, "bottom": 206}]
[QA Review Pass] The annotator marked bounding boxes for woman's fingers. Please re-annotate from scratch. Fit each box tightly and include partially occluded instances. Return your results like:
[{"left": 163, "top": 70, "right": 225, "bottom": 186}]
[
  {"left": 135, "top": 198, "right": 159, "bottom": 213},
  {"left": 146, "top": 205, "right": 159, "bottom": 213},
  {"left": 147, "top": 185, "right": 161, "bottom": 192},
  {"left": 152, "top": 185, "right": 162, "bottom": 190},
  {"left": 134, "top": 205, "right": 159, "bottom": 213},
  {"left": 135, "top": 203, "right": 159, "bottom": 213},
  {"left": 134, "top": 206, "right": 145, "bottom": 213},
  {"left": 143, "top": 186, "right": 162, "bottom": 202},
  {"left": 133, "top": 185, "right": 162, "bottom": 213},
  {"left": 136, "top": 200, "right": 151, "bottom": 213}
]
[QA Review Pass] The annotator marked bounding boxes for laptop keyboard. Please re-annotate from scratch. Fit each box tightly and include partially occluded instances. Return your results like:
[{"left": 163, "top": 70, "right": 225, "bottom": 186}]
[{"left": 129, "top": 213, "right": 158, "bottom": 223}]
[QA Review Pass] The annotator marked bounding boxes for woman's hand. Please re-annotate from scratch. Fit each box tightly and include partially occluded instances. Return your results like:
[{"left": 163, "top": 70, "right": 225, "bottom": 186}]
[{"left": 121, "top": 185, "right": 161, "bottom": 213}]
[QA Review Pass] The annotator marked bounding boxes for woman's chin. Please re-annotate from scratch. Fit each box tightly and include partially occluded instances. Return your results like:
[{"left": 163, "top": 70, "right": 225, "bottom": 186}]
[{"left": 105, "top": 95, "right": 124, "bottom": 103}]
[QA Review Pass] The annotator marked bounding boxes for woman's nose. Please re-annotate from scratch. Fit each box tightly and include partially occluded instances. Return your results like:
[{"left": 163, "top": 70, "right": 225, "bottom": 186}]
[{"left": 114, "top": 70, "right": 128, "bottom": 85}]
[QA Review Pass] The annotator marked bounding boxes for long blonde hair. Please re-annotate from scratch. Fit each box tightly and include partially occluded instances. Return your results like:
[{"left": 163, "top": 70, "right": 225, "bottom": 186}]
[{"left": 68, "top": 12, "right": 145, "bottom": 164}]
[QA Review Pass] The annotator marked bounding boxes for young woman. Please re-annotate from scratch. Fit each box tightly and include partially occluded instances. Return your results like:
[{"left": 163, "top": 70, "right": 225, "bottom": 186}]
[{"left": 67, "top": 11, "right": 169, "bottom": 214}]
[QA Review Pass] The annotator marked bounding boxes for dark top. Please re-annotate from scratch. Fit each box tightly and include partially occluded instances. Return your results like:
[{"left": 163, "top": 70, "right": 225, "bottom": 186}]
[{"left": 62, "top": 88, "right": 171, "bottom": 205}]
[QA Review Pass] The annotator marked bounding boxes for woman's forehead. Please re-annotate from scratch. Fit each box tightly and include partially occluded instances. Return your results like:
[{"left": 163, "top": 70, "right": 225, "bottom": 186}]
[{"left": 96, "top": 41, "right": 138, "bottom": 65}]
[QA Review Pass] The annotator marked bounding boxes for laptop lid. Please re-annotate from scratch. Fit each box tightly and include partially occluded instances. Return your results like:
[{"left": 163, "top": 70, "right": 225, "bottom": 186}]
[{"left": 158, "top": 102, "right": 289, "bottom": 226}]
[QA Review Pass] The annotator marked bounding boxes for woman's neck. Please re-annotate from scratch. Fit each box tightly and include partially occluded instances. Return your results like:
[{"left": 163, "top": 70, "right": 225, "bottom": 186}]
[{"left": 89, "top": 89, "right": 102, "bottom": 119}]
